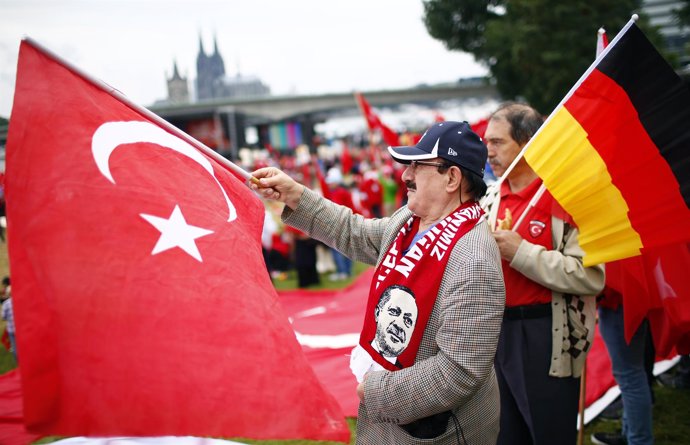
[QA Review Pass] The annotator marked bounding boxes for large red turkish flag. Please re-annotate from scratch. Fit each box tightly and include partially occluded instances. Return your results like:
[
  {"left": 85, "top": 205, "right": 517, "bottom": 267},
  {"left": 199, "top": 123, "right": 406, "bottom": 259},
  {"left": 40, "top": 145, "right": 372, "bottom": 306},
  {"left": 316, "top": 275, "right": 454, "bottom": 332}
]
[{"left": 5, "top": 39, "right": 349, "bottom": 442}]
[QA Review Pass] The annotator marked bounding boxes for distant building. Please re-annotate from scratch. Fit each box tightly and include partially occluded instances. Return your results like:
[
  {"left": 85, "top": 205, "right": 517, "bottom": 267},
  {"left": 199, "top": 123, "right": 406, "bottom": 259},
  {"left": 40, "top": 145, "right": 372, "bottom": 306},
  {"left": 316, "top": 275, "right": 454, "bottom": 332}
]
[
  {"left": 217, "top": 73, "right": 271, "bottom": 99},
  {"left": 194, "top": 34, "right": 270, "bottom": 102},
  {"left": 642, "top": 0, "right": 690, "bottom": 66},
  {"left": 166, "top": 61, "right": 190, "bottom": 104},
  {"left": 195, "top": 35, "right": 226, "bottom": 101}
]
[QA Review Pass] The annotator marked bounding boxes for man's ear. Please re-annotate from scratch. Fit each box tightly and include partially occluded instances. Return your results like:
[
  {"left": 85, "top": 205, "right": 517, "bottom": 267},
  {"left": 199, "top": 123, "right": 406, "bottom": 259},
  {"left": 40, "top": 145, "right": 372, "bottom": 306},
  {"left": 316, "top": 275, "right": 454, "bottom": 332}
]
[
  {"left": 446, "top": 166, "right": 463, "bottom": 193},
  {"left": 374, "top": 306, "right": 380, "bottom": 321}
]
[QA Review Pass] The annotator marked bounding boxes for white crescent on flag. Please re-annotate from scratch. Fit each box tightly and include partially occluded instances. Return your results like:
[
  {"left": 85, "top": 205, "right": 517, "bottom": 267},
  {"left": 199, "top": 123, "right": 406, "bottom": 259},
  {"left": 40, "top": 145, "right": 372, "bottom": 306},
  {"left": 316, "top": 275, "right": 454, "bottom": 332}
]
[{"left": 91, "top": 121, "right": 238, "bottom": 222}]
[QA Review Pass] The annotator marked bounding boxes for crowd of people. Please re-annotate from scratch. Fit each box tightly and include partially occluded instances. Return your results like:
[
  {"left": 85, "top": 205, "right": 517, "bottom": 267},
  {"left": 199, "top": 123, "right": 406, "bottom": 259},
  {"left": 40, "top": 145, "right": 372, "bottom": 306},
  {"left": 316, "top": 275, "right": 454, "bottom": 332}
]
[
  {"left": 257, "top": 143, "right": 413, "bottom": 288},
  {"left": 0, "top": 101, "right": 687, "bottom": 444},
  {"left": 250, "top": 102, "right": 688, "bottom": 445}
]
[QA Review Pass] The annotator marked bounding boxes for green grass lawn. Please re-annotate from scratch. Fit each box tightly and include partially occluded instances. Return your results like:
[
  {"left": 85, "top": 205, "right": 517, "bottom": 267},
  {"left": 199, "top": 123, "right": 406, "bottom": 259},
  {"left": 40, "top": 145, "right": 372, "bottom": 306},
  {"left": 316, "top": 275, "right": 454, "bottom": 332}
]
[
  {"left": 271, "top": 261, "right": 370, "bottom": 292},
  {"left": 0, "top": 242, "right": 688, "bottom": 444}
]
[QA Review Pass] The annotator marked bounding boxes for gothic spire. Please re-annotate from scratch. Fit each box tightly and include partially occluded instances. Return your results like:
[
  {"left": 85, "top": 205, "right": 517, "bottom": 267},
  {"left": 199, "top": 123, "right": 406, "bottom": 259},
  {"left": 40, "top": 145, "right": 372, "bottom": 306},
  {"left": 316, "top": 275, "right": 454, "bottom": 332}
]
[
  {"left": 198, "top": 33, "right": 205, "bottom": 56},
  {"left": 171, "top": 60, "right": 182, "bottom": 80}
]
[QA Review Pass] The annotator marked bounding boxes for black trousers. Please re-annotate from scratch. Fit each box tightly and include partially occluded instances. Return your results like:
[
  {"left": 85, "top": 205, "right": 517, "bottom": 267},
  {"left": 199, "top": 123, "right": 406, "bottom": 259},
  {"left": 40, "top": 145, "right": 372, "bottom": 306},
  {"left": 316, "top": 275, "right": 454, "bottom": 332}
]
[{"left": 495, "top": 313, "right": 580, "bottom": 445}]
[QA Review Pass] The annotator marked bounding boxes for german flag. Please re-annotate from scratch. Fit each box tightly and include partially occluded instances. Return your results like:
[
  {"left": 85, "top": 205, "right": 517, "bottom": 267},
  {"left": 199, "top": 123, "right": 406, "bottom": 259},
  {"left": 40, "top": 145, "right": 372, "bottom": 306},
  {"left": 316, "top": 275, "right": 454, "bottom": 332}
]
[{"left": 524, "top": 22, "right": 690, "bottom": 266}]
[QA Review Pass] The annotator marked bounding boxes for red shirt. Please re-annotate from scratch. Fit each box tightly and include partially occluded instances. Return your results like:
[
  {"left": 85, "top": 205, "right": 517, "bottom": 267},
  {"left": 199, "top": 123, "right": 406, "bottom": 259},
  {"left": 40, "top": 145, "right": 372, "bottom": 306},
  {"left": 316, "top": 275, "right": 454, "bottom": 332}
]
[
  {"left": 499, "top": 178, "right": 554, "bottom": 307},
  {"left": 360, "top": 177, "right": 383, "bottom": 207},
  {"left": 330, "top": 186, "right": 356, "bottom": 211}
]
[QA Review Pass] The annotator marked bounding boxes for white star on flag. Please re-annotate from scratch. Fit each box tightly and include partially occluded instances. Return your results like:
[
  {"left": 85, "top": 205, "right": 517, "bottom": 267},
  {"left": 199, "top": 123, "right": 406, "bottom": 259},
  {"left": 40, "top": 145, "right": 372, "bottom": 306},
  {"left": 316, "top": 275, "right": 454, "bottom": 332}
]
[{"left": 140, "top": 205, "right": 214, "bottom": 262}]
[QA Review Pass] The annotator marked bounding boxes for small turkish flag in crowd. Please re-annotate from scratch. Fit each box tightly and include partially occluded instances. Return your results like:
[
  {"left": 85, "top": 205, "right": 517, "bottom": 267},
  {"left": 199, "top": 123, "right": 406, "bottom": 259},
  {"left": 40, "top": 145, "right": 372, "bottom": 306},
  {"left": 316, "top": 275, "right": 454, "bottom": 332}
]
[
  {"left": 5, "top": 39, "right": 349, "bottom": 442},
  {"left": 354, "top": 92, "right": 400, "bottom": 146}
]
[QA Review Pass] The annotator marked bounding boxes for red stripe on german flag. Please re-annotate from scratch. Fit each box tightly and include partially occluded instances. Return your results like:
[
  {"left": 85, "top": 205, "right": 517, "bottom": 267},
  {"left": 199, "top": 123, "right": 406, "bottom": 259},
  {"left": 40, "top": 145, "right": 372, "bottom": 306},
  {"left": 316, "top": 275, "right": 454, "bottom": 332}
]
[{"left": 524, "top": 24, "right": 690, "bottom": 266}]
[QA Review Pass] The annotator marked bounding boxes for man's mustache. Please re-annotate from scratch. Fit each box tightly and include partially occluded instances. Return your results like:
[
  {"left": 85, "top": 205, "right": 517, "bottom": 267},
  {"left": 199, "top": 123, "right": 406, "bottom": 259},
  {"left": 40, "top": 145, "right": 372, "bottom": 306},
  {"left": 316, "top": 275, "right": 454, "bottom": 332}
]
[
  {"left": 405, "top": 180, "right": 416, "bottom": 191},
  {"left": 386, "top": 323, "right": 406, "bottom": 344}
]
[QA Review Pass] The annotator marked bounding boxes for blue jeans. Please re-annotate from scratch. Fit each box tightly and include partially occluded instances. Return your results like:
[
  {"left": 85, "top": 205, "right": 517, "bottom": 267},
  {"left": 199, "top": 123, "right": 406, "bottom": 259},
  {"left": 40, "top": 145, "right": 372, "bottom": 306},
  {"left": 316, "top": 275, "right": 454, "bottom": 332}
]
[
  {"left": 331, "top": 249, "right": 352, "bottom": 276},
  {"left": 7, "top": 331, "right": 17, "bottom": 362},
  {"left": 598, "top": 305, "right": 653, "bottom": 445}
]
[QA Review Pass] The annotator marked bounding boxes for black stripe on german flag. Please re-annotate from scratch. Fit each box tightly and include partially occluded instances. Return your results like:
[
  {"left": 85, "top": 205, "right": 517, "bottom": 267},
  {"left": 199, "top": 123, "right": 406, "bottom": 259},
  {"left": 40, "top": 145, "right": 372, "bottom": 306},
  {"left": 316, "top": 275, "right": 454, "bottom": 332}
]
[{"left": 597, "top": 24, "right": 690, "bottom": 207}]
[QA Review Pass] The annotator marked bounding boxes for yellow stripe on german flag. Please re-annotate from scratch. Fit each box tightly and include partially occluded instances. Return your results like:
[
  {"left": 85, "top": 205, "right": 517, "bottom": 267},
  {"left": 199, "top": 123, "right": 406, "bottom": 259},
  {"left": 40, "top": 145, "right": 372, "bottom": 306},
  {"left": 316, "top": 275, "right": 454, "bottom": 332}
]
[{"left": 524, "top": 106, "right": 643, "bottom": 266}]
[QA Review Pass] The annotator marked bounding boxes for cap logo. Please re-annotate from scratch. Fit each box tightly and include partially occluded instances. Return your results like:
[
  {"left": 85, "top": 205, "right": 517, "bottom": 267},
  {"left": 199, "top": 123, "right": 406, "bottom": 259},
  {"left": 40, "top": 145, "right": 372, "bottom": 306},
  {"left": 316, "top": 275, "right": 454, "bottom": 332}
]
[{"left": 448, "top": 147, "right": 458, "bottom": 156}]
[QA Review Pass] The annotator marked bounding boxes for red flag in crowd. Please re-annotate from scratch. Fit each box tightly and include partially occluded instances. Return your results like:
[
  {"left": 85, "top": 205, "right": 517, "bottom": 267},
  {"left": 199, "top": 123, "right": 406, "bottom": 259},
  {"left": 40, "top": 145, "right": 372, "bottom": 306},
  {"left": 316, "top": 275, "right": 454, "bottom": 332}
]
[
  {"left": 340, "top": 141, "right": 353, "bottom": 175},
  {"left": 5, "top": 39, "right": 349, "bottom": 442},
  {"left": 312, "top": 155, "right": 332, "bottom": 200},
  {"left": 634, "top": 246, "right": 690, "bottom": 354},
  {"left": 596, "top": 27, "right": 610, "bottom": 57},
  {"left": 605, "top": 243, "right": 690, "bottom": 355},
  {"left": 354, "top": 92, "right": 401, "bottom": 146},
  {"left": 469, "top": 117, "right": 489, "bottom": 139},
  {"left": 264, "top": 142, "right": 279, "bottom": 158},
  {"left": 300, "top": 162, "right": 312, "bottom": 187}
]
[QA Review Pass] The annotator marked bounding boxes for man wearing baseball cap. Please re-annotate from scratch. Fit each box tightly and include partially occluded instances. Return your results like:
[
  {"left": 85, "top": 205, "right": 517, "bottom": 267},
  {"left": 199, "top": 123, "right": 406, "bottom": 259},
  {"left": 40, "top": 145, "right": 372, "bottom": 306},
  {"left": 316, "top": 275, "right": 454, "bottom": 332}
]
[
  {"left": 251, "top": 121, "right": 505, "bottom": 445},
  {"left": 387, "top": 121, "right": 489, "bottom": 207}
]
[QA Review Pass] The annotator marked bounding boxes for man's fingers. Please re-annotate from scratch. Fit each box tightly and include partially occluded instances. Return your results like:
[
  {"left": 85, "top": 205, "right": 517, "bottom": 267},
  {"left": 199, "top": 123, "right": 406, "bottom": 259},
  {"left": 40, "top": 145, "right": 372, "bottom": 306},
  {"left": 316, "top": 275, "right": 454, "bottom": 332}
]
[
  {"left": 257, "top": 175, "right": 281, "bottom": 189},
  {"left": 257, "top": 186, "right": 280, "bottom": 199},
  {"left": 251, "top": 167, "right": 276, "bottom": 180},
  {"left": 249, "top": 167, "right": 281, "bottom": 189}
]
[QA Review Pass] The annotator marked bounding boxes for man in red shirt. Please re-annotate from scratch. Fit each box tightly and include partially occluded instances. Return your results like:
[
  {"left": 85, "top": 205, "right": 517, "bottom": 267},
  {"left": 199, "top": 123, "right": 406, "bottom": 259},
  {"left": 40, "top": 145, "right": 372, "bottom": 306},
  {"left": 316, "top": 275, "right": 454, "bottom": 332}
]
[
  {"left": 359, "top": 167, "right": 384, "bottom": 218},
  {"left": 485, "top": 102, "right": 605, "bottom": 445}
]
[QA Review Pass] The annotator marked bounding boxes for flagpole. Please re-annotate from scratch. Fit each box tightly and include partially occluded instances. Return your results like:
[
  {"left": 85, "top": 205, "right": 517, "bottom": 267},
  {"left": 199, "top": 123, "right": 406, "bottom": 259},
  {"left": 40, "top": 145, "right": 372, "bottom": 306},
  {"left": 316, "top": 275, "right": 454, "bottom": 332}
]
[
  {"left": 511, "top": 183, "right": 547, "bottom": 232},
  {"left": 577, "top": 359, "right": 588, "bottom": 445},
  {"left": 24, "top": 36, "right": 256, "bottom": 183},
  {"left": 495, "top": 14, "right": 639, "bottom": 181}
]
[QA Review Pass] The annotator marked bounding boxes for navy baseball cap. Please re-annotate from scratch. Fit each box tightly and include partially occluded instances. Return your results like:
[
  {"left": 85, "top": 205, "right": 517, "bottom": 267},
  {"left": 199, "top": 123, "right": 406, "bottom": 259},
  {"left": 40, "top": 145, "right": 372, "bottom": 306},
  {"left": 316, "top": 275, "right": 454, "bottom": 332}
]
[{"left": 388, "top": 121, "right": 487, "bottom": 177}]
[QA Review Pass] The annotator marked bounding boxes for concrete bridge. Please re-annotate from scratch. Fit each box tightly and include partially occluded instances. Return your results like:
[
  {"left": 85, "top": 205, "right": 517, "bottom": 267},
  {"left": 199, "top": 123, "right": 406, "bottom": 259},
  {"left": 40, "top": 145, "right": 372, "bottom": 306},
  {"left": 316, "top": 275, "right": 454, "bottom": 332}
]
[
  {"left": 150, "top": 80, "right": 498, "bottom": 123},
  {"left": 0, "top": 81, "right": 498, "bottom": 163},
  {"left": 148, "top": 80, "right": 500, "bottom": 158}
]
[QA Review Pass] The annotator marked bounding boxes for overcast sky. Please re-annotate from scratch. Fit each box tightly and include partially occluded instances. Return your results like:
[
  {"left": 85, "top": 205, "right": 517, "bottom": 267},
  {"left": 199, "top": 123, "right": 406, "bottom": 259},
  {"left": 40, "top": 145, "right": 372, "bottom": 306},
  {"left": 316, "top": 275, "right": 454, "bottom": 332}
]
[{"left": 0, "top": 0, "right": 488, "bottom": 118}]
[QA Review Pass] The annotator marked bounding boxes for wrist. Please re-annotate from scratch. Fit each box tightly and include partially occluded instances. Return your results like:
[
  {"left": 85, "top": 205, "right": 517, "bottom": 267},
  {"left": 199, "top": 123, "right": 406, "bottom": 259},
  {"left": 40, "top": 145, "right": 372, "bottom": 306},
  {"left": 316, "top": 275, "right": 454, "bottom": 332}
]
[{"left": 285, "top": 185, "right": 305, "bottom": 209}]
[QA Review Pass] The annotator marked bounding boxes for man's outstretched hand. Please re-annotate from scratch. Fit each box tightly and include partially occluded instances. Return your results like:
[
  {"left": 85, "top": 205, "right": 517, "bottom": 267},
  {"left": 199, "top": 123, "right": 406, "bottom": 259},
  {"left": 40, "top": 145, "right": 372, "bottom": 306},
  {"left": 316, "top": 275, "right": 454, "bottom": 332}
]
[{"left": 250, "top": 167, "right": 305, "bottom": 209}]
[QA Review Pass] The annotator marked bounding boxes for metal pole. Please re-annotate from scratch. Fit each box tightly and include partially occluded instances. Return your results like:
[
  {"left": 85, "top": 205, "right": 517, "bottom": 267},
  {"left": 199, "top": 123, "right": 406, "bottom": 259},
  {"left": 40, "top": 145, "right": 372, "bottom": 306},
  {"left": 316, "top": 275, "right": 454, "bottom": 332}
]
[
  {"left": 577, "top": 359, "right": 588, "bottom": 445},
  {"left": 24, "top": 37, "right": 255, "bottom": 183}
]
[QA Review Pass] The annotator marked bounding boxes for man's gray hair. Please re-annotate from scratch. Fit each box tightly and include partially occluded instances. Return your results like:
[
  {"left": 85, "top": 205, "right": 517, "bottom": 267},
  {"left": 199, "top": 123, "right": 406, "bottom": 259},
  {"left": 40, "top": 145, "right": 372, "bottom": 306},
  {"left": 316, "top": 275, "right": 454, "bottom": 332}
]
[
  {"left": 490, "top": 102, "right": 544, "bottom": 146},
  {"left": 377, "top": 284, "right": 415, "bottom": 311}
]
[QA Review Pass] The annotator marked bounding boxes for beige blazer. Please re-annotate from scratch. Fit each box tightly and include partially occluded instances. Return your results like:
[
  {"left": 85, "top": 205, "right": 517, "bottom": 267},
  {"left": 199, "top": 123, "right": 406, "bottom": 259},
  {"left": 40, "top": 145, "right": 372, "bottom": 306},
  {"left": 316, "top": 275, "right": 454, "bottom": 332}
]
[{"left": 284, "top": 189, "right": 506, "bottom": 445}]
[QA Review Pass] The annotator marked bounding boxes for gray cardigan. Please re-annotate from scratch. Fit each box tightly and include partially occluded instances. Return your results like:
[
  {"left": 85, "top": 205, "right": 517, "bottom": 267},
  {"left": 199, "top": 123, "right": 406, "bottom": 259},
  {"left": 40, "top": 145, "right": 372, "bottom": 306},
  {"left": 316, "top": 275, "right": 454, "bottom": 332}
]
[{"left": 510, "top": 215, "right": 605, "bottom": 378}]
